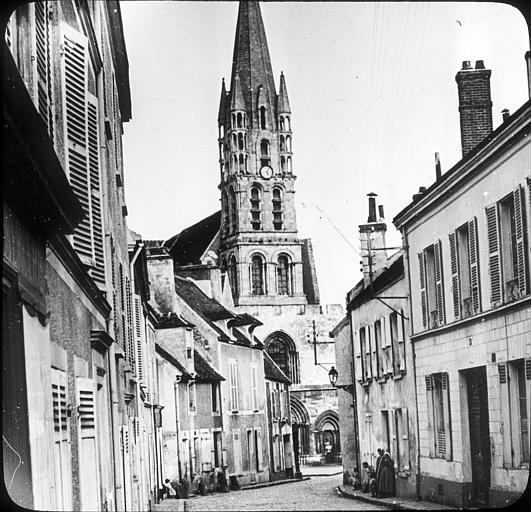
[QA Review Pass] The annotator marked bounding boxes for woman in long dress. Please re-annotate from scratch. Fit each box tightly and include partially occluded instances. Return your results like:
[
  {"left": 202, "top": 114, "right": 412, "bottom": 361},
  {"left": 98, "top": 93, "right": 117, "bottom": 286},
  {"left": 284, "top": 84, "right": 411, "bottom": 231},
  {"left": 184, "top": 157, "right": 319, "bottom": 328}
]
[{"left": 377, "top": 450, "right": 396, "bottom": 498}]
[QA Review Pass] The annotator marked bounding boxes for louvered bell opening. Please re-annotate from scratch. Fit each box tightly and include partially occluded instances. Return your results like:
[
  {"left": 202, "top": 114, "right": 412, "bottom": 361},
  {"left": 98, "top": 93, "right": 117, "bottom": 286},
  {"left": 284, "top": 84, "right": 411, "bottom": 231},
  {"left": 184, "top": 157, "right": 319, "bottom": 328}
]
[
  {"left": 525, "top": 359, "right": 531, "bottom": 380},
  {"left": 78, "top": 390, "right": 95, "bottom": 430},
  {"left": 425, "top": 375, "right": 432, "bottom": 391}
]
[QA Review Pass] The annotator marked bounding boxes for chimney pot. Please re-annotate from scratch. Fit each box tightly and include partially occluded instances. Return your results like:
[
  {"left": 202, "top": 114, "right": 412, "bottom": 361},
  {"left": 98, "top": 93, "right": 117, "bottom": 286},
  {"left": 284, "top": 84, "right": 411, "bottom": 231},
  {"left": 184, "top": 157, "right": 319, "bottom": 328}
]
[
  {"left": 419, "top": 186, "right": 427, "bottom": 193},
  {"left": 435, "top": 152, "right": 442, "bottom": 181},
  {"left": 462, "top": 60, "right": 472, "bottom": 70},
  {"left": 378, "top": 205, "right": 385, "bottom": 220},
  {"left": 475, "top": 60, "right": 485, "bottom": 69},
  {"left": 502, "top": 108, "right": 510, "bottom": 121},
  {"left": 367, "top": 193, "right": 377, "bottom": 223}
]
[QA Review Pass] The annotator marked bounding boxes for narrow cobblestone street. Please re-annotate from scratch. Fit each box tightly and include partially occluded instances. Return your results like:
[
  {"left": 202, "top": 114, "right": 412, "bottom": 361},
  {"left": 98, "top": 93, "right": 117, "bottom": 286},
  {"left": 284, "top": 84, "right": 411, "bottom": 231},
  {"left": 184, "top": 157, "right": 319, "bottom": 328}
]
[{"left": 185, "top": 475, "right": 388, "bottom": 511}]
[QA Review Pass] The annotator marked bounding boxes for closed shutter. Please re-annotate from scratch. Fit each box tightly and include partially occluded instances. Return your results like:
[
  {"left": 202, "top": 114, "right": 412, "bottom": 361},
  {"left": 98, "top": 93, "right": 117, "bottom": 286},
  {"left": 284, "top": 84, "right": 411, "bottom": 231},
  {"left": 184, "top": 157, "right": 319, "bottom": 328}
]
[
  {"left": 513, "top": 186, "right": 529, "bottom": 296},
  {"left": 34, "top": 1, "right": 54, "bottom": 138},
  {"left": 401, "top": 408, "right": 410, "bottom": 471},
  {"left": 398, "top": 312, "right": 406, "bottom": 373},
  {"left": 366, "top": 326, "right": 373, "bottom": 380},
  {"left": 448, "top": 231, "right": 460, "bottom": 320},
  {"left": 125, "top": 278, "right": 135, "bottom": 371},
  {"left": 134, "top": 295, "right": 143, "bottom": 383},
  {"left": 434, "top": 241, "right": 445, "bottom": 326},
  {"left": 498, "top": 363, "right": 512, "bottom": 467},
  {"left": 425, "top": 375, "right": 435, "bottom": 458},
  {"left": 51, "top": 368, "right": 72, "bottom": 510},
  {"left": 87, "top": 95, "right": 105, "bottom": 285},
  {"left": 441, "top": 373, "right": 452, "bottom": 461},
  {"left": 121, "top": 426, "right": 132, "bottom": 508},
  {"left": 232, "top": 430, "right": 242, "bottom": 475},
  {"left": 201, "top": 432, "right": 212, "bottom": 470},
  {"left": 256, "top": 428, "right": 264, "bottom": 471},
  {"left": 358, "top": 327, "right": 365, "bottom": 383},
  {"left": 251, "top": 365, "right": 258, "bottom": 410},
  {"left": 486, "top": 204, "right": 502, "bottom": 305},
  {"left": 418, "top": 252, "right": 428, "bottom": 329},
  {"left": 468, "top": 217, "right": 481, "bottom": 313},
  {"left": 77, "top": 377, "right": 101, "bottom": 511}
]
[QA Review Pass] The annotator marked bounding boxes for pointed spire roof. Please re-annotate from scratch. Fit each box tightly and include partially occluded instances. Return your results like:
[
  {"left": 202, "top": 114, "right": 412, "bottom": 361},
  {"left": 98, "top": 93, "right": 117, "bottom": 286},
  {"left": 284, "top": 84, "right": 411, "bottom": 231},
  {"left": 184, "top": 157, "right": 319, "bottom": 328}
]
[
  {"left": 230, "top": 73, "right": 246, "bottom": 111},
  {"left": 218, "top": 77, "right": 227, "bottom": 123},
  {"left": 230, "top": 1, "right": 277, "bottom": 121},
  {"left": 277, "top": 71, "right": 291, "bottom": 114}
]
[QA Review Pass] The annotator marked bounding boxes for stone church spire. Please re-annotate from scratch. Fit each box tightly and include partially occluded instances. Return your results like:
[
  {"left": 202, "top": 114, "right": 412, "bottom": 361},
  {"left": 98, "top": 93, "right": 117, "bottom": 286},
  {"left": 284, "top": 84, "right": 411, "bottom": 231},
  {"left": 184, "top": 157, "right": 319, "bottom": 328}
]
[{"left": 230, "top": 1, "right": 277, "bottom": 128}]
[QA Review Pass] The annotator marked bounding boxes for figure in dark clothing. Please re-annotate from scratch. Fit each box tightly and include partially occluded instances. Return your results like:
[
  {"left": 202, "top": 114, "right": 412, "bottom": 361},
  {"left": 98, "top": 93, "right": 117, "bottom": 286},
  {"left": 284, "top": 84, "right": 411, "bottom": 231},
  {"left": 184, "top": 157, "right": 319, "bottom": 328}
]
[
  {"left": 361, "top": 461, "right": 371, "bottom": 492},
  {"left": 376, "top": 450, "right": 396, "bottom": 498},
  {"left": 375, "top": 448, "right": 384, "bottom": 483}
]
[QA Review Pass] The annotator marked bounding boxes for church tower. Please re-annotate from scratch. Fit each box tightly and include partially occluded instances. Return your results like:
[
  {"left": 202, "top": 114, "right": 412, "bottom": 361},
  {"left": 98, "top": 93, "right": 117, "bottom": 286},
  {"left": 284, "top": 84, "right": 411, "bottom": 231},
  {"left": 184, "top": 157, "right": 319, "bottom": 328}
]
[{"left": 217, "top": 1, "right": 307, "bottom": 309}]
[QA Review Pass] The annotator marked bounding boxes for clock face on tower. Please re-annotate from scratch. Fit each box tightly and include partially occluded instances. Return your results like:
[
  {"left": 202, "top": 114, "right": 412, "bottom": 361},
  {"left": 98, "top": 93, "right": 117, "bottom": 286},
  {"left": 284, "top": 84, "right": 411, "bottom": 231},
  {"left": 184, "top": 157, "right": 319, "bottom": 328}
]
[{"left": 260, "top": 165, "right": 273, "bottom": 179}]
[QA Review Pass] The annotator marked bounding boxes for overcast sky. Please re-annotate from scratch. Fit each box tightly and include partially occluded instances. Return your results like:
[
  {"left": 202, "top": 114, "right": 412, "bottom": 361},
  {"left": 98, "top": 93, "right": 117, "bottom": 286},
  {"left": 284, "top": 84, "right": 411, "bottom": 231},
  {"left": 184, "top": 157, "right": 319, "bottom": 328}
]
[{"left": 121, "top": 1, "right": 529, "bottom": 306}]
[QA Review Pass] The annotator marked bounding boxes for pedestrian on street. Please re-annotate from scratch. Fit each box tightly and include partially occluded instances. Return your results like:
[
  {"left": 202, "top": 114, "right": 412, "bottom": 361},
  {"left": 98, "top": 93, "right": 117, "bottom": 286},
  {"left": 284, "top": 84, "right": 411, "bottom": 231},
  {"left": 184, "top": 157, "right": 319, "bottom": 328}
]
[
  {"left": 163, "top": 478, "right": 176, "bottom": 499},
  {"left": 376, "top": 449, "right": 396, "bottom": 498},
  {"left": 361, "top": 461, "right": 370, "bottom": 493}
]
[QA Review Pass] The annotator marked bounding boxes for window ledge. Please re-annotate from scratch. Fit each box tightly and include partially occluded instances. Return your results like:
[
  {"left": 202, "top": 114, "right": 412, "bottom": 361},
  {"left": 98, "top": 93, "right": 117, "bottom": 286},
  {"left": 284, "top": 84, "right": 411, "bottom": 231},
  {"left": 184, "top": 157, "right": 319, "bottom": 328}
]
[{"left": 412, "top": 294, "right": 531, "bottom": 342}]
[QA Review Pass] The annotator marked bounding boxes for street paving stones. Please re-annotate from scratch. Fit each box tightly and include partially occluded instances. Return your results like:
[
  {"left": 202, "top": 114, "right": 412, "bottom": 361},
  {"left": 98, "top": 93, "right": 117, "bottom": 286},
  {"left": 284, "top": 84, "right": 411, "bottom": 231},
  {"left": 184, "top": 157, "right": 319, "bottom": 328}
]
[{"left": 184, "top": 474, "right": 388, "bottom": 511}]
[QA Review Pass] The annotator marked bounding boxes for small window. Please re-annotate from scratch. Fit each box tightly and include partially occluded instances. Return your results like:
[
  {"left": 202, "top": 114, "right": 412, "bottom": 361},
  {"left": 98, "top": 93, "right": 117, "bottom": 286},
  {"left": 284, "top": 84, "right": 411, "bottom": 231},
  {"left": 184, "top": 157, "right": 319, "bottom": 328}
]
[
  {"left": 260, "top": 106, "right": 267, "bottom": 129},
  {"left": 211, "top": 383, "right": 219, "bottom": 413},
  {"left": 229, "top": 255, "right": 238, "bottom": 297},
  {"left": 189, "top": 383, "right": 197, "bottom": 412},
  {"left": 229, "top": 188, "right": 237, "bottom": 233}
]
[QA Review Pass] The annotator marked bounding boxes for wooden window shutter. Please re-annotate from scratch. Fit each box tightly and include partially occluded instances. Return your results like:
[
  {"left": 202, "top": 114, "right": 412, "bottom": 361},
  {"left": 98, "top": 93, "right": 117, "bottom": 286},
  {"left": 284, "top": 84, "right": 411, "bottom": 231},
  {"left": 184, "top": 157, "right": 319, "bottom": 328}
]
[
  {"left": 498, "top": 363, "right": 512, "bottom": 467},
  {"left": 425, "top": 375, "right": 435, "bottom": 458},
  {"left": 134, "top": 295, "right": 143, "bottom": 383},
  {"left": 358, "top": 328, "right": 365, "bottom": 382},
  {"left": 87, "top": 95, "right": 105, "bottom": 286},
  {"left": 448, "top": 231, "right": 460, "bottom": 320},
  {"left": 76, "top": 377, "right": 101, "bottom": 510},
  {"left": 434, "top": 241, "right": 445, "bottom": 326},
  {"left": 398, "top": 312, "right": 406, "bottom": 373},
  {"left": 468, "top": 217, "right": 481, "bottom": 314},
  {"left": 513, "top": 186, "right": 529, "bottom": 296},
  {"left": 62, "top": 23, "right": 94, "bottom": 266},
  {"left": 367, "top": 326, "right": 373, "bottom": 380},
  {"left": 51, "top": 368, "right": 73, "bottom": 510},
  {"left": 441, "top": 373, "right": 452, "bottom": 461},
  {"left": 485, "top": 204, "right": 502, "bottom": 305},
  {"left": 125, "top": 278, "right": 135, "bottom": 371},
  {"left": 418, "top": 252, "right": 428, "bottom": 329},
  {"left": 257, "top": 428, "right": 264, "bottom": 471},
  {"left": 34, "top": 1, "right": 54, "bottom": 139},
  {"left": 526, "top": 359, "right": 531, "bottom": 381},
  {"left": 401, "top": 408, "right": 410, "bottom": 471}
]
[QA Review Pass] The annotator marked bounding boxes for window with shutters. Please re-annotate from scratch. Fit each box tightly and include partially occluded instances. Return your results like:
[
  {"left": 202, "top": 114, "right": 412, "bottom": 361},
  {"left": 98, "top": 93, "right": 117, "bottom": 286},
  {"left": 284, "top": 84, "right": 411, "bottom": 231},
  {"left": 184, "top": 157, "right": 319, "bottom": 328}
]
[
  {"left": 499, "top": 359, "right": 530, "bottom": 468},
  {"left": 133, "top": 295, "right": 144, "bottom": 383},
  {"left": 426, "top": 373, "right": 452, "bottom": 460},
  {"left": 394, "top": 408, "right": 410, "bottom": 472},
  {"left": 449, "top": 219, "right": 481, "bottom": 321},
  {"left": 374, "top": 320, "right": 384, "bottom": 379},
  {"left": 229, "top": 360, "right": 239, "bottom": 411},
  {"left": 389, "top": 312, "right": 406, "bottom": 376},
  {"left": 420, "top": 242, "right": 445, "bottom": 330},
  {"left": 61, "top": 23, "right": 106, "bottom": 287},
  {"left": 359, "top": 326, "right": 372, "bottom": 384}
]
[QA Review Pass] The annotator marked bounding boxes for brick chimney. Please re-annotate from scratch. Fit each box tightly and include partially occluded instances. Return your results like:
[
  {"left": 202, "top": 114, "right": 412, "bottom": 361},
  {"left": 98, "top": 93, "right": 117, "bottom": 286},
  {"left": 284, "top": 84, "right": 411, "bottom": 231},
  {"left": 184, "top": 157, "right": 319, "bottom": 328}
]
[
  {"left": 455, "top": 60, "right": 493, "bottom": 157},
  {"left": 359, "top": 193, "right": 387, "bottom": 286}
]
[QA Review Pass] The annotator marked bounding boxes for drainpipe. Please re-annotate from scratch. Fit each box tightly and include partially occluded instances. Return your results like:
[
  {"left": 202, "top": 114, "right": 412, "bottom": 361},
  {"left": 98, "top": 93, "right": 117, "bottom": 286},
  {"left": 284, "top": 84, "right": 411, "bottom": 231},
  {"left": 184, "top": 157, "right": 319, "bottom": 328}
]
[
  {"left": 403, "top": 230, "right": 422, "bottom": 500},
  {"left": 347, "top": 304, "right": 361, "bottom": 472},
  {"left": 174, "top": 375, "right": 183, "bottom": 482}
]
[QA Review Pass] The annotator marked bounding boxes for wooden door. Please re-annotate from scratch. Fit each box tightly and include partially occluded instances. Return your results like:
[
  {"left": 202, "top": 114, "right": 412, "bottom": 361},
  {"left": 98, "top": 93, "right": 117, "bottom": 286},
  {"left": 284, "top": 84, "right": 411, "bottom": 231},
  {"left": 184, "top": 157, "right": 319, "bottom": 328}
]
[{"left": 467, "top": 367, "right": 490, "bottom": 507}]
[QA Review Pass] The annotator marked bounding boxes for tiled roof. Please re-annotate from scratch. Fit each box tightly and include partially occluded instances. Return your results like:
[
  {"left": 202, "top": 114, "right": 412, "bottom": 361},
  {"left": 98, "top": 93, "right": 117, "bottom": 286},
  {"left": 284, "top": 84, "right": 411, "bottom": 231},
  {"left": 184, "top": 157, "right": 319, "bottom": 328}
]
[
  {"left": 263, "top": 351, "right": 291, "bottom": 384},
  {"left": 194, "top": 350, "right": 225, "bottom": 382},
  {"left": 175, "top": 277, "right": 235, "bottom": 322},
  {"left": 155, "top": 344, "right": 192, "bottom": 380},
  {"left": 164, "top": 211, "right": 221, "bottom": 266}
]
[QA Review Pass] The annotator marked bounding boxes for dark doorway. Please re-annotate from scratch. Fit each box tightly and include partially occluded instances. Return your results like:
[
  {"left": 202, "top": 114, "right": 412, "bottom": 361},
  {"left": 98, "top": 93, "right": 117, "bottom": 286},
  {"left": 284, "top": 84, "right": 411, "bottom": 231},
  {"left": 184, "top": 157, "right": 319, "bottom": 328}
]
[{"left": 466, "top": 366, "right": 490, "bottom": 507}]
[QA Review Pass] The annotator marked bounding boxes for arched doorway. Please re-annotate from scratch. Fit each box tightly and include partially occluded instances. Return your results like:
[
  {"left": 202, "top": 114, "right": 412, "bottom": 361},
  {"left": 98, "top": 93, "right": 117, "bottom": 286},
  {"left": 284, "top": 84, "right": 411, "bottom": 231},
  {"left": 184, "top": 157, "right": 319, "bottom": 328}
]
[
  {"left": 290, "top": 396, "right": 310, "bottom": 456},
  {"left": 314, "top": 410, "right": 340, "bottom": 462}
]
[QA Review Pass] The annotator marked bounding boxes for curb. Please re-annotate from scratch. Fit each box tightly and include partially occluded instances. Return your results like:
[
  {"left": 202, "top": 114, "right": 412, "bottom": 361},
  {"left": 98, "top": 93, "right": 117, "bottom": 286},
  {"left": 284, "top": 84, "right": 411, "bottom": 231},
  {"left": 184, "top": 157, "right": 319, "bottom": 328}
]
[
  {"left": 304, "top": 471, "right": 343, "bottom": 477},
  {"left": 241, "top": 476, "right": 310, "bottom": 491}
]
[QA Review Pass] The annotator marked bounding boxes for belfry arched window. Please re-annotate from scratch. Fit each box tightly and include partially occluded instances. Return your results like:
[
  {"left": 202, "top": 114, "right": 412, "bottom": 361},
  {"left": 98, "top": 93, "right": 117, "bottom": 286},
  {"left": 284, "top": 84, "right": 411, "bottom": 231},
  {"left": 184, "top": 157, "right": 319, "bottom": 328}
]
[
  {"left": 251, "top": 254, "right": 265, "bottom": 295},
  {"left": 229, "top": 187, "right": 237, "bottom": 233},
  {"left": 221, "top": 190, "right": 229, "bottom": 236},
  {"left": 280, "top": 135, "right": 285, "bottom": 151},
  {"left": 279, "top": 116, "right": 285, "bottom": 131},
  {"left": 229, "top": 255, "right": 238, "bottom": 297},
  {"left": 231, "top": 114, "right": 236, "bottom": 129},
  {"left": 260, "top": 139, "right": 270, "bottom": 168},
  {"left": 286, "top": 135, "right": 291, "bottom": 151},
  {"left": 280, "top": 156, "right": 286, "bottom": 173},
  {"left": 238, "top": 132, "right": 244, "bottom": 151},
  {"left": 250, "top": 187, "right": 261, "bottom": 230},
  {"left": 272, "top": 188, "right": 283, "bottom": 230},
  {"left": 277, "top": 254, "right": 291, "bottom": 295},
  {"left": 260, "top": 106, "right": 267, "bottom": 129},
  {"left": 237, "top": 112, "right": 243, "bottom": 128},
  {"left": 239, "top": 154, "right": 245, "bottom": 172},
  {"left": 265, "top": 332, "right": 300, "bottom": 383}
]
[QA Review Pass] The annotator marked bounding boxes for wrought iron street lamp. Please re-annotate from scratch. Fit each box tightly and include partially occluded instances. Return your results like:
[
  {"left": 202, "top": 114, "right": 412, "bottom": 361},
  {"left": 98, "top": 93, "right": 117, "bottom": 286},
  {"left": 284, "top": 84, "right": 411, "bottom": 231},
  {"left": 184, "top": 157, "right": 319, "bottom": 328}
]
[{"left": 328, "top": 366, "right": 355, "bottom": 395}]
